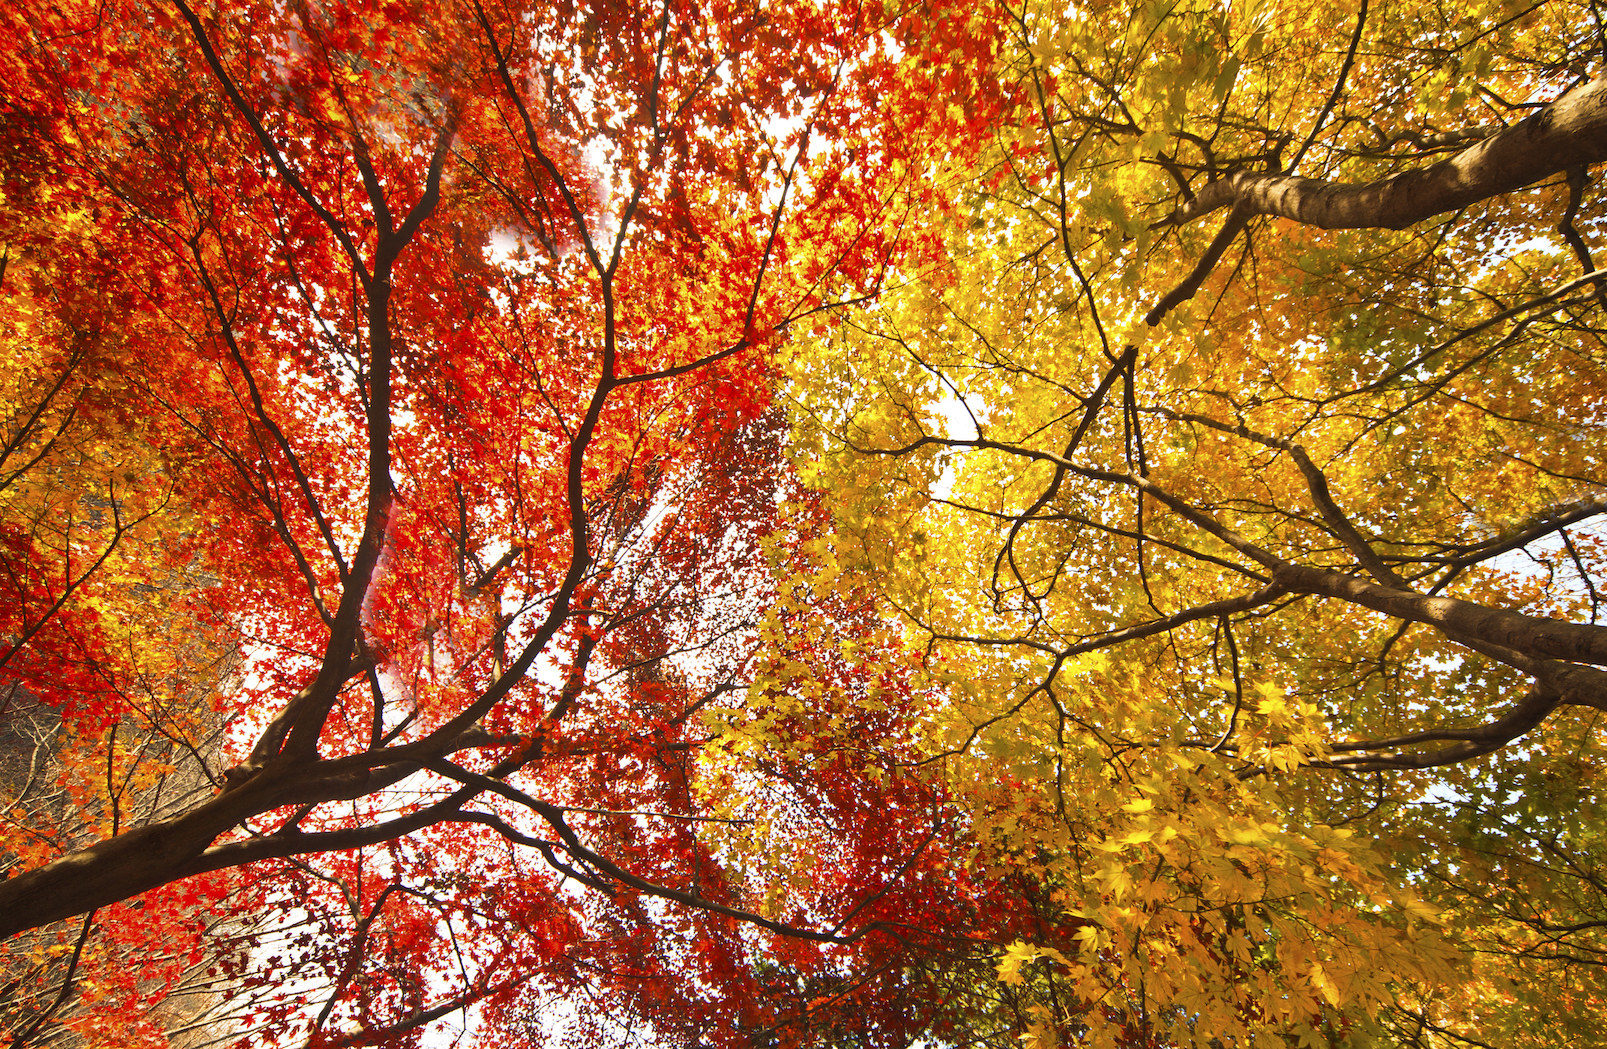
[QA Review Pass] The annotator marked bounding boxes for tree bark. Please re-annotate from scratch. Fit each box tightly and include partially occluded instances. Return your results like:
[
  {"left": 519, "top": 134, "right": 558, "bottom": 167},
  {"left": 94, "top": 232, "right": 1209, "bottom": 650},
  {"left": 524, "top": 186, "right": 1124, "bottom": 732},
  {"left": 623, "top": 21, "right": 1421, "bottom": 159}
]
[
  {"left": 1166, "top": 76, "right": 1607, "bottom": 230},
  {"left": 0, "top": 786, "right": 260, "bottom": 940},
  {"left": 1272, "top": 563, "right": 1607, "bottom": 667},
  {"left": 0, "top": 752, "right": 448, "bottom": 939}
]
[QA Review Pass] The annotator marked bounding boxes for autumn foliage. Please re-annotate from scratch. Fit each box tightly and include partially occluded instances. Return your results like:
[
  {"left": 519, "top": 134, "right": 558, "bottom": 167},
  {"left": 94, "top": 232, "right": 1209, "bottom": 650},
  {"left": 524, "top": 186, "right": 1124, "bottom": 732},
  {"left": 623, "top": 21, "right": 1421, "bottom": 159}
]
[{"left": 3, "top": 0, "right": 1607, "bottom": 1046}]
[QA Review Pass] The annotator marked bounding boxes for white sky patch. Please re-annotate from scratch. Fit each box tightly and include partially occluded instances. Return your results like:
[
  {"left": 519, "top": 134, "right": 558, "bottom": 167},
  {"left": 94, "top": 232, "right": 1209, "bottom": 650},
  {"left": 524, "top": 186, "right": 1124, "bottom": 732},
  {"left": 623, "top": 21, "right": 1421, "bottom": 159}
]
[{"left": 929, "top": 379, "right": 982, "bottom": 501}]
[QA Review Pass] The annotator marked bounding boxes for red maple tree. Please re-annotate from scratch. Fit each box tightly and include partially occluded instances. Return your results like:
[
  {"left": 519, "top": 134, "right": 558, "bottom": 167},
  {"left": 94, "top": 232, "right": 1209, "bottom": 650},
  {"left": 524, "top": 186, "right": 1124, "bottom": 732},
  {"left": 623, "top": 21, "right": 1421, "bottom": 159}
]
[{"left": 0, "top": 0, "right": 1008, "bottom": 1044}]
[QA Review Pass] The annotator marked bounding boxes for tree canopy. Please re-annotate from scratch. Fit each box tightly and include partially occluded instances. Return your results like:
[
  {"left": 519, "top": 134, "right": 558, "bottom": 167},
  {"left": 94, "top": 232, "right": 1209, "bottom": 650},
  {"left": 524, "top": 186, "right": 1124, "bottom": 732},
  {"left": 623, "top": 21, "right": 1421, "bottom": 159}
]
[{"left": 2, "top": 0, "right": 1605, "bottom": 1047}]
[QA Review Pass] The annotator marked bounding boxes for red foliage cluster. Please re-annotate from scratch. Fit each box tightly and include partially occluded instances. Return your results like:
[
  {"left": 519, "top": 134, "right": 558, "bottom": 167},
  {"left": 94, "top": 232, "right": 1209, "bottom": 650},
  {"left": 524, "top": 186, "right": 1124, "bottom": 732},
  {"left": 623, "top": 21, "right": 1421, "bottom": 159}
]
[{"left": 0, "top": 0, "right": 1014, "bottom": 1044}]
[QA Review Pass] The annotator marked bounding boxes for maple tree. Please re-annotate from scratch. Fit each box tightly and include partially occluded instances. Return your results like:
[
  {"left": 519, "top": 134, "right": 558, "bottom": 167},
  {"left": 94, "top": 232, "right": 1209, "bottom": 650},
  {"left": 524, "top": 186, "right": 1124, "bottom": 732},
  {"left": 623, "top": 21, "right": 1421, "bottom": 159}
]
[
  {"left": 788, "top": 0, "right": 1607, "bottom": 1044},
  {"left": 5, "top": 0, "right": 1607, "bottom": 1047},
  {"left": 1, "top": 0, "right": 1005, "bottom": 1044}
]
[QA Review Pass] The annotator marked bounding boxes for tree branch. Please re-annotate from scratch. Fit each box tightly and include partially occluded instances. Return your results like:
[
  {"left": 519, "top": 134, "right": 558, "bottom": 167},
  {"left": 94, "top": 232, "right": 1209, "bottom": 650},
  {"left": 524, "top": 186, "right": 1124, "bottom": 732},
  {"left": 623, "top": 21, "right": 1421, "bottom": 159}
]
[{"left": 1161, "top": 76, "right": 1607, "bottom": 231}]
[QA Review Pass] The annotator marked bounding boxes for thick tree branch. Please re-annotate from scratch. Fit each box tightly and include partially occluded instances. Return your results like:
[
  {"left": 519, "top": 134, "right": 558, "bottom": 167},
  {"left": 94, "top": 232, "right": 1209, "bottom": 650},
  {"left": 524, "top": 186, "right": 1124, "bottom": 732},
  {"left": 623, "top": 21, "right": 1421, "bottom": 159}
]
[
  {"left": 1161, "top": 76, "right": 1607, "bottom": 231},
  {"left": 1273, "top": 562, "right": 1607, "bottom": 668}
]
